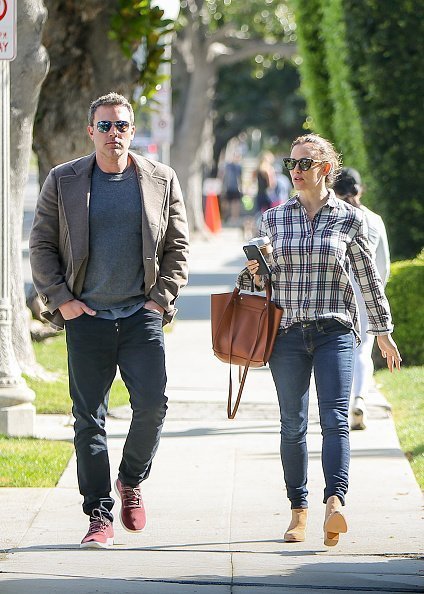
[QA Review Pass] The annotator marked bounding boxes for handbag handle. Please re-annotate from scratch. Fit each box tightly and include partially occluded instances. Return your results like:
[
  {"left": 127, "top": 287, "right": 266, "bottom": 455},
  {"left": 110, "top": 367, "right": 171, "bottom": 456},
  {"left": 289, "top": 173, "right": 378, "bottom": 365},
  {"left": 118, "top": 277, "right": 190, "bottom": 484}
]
[{"left": 226, "top": 279, "right": 272, "bottom": 419}]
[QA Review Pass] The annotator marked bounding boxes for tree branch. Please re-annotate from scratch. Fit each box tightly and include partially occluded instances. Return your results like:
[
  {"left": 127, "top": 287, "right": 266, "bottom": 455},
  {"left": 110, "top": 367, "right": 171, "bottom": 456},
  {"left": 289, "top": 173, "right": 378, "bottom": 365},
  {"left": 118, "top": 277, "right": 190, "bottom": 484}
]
[
  {"left": 206, "top": 22, "right": 238, "bottom": 45},
  {"left": 213, "top": 38, "right": 297, "bottom": 67},
  {"left": 182, "top": 1, "right": 209, "bottom": 50}
]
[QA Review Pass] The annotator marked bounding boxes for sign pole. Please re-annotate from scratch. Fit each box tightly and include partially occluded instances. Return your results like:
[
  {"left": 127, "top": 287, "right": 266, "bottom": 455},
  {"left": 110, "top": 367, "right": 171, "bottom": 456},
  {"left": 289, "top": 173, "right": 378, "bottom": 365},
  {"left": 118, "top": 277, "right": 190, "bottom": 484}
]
[
  {"left": 0, "top": 1, "right": 36, "bottom": 436},
  {"left": 150, "top": 0, "right": 180, "bottom": 165}
]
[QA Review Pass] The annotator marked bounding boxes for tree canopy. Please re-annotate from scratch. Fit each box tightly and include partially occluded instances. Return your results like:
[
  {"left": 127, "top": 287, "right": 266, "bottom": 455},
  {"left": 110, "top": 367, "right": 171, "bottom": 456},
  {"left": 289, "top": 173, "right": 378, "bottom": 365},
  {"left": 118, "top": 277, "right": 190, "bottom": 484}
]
[
  {"left": 213, "top": 58, "right": 306, "bottom": 164},
  {"left": 172, "top": 0, "right": 297, "bottom": 229}
]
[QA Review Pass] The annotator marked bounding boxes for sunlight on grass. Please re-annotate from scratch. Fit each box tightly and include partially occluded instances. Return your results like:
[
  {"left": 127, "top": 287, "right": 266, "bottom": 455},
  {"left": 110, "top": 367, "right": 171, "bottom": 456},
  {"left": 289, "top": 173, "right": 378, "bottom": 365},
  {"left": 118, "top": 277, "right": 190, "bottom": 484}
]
[
  {"left": 0, "top": 436, "right": 73, "bottom": 487},
  {"left": 375, "top": 366, "right": 424, "bottom": 489}
]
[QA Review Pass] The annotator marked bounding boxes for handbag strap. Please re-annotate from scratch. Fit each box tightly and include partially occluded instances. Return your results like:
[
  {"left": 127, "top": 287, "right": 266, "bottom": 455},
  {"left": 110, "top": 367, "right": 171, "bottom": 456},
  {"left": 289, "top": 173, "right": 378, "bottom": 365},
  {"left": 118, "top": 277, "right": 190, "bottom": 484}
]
[{"left": 226, "top": 281, "right": 271, "bottom": 419}]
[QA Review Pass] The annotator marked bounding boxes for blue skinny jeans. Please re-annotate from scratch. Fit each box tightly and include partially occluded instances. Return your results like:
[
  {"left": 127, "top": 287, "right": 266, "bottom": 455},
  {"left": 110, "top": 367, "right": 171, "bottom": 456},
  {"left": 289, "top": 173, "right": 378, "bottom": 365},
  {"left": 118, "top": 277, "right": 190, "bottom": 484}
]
[{"left": 269, "top": 318, "right": 355, "bottom": 509}]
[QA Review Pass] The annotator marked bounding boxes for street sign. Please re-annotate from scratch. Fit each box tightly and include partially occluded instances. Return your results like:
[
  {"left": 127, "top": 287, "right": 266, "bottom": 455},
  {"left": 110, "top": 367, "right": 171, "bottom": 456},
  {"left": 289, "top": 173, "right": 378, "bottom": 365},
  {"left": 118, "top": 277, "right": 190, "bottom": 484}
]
[{"left": 0, "top": 0, "right": 16, "bottom": 61}]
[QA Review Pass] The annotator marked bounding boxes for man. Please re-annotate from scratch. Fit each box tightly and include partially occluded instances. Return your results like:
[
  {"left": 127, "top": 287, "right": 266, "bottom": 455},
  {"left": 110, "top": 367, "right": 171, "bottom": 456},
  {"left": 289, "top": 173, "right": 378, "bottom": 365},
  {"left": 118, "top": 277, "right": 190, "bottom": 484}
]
[
  {"left": 29, "top": 92, "right": 189, "bottom": 548},
  {"left": 334, "top": 168, "right": 391, "bottom": 430}
]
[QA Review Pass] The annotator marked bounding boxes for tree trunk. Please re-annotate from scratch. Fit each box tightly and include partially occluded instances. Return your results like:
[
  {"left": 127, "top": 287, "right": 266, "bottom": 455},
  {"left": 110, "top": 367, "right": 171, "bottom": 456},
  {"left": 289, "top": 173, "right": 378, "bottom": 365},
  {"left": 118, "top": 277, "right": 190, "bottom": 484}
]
[
  {"left": 34, "top": 1, "right": 139, "bottom": 185},
  {"left": 10, "top": 0, "right": 49, "bottom": 375},
  {"left": 171, "top": 67, "right": 216, "bottom": 232},
  {"left": 171, "top": 36, "right": 216, "bottom": 233}
]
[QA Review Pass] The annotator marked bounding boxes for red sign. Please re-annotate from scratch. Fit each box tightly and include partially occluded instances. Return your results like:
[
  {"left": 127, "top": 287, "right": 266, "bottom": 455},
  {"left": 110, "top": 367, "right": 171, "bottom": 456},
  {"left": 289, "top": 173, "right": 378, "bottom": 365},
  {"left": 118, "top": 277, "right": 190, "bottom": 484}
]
[
  {"left": 0, "top": 2, "right": 8, "bottom": 21},
  {"left": 0, "top": 0, "right": 16, "bottom": 61}
]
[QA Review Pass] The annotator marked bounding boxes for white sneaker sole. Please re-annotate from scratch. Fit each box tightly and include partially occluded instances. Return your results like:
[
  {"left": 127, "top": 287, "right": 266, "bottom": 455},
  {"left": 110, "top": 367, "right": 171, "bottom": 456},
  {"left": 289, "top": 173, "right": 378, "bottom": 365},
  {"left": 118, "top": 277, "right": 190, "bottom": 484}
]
[{"left": 80, "top": 537, "right": 114, "bottom": 549}]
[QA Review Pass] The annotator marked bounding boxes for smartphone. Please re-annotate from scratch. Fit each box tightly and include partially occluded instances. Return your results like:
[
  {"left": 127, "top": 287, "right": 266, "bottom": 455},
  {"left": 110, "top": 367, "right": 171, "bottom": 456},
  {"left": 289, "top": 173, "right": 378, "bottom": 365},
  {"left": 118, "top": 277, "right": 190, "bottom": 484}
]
[{"left": 243, "top": 244, "right": 271, "bottom": 275}]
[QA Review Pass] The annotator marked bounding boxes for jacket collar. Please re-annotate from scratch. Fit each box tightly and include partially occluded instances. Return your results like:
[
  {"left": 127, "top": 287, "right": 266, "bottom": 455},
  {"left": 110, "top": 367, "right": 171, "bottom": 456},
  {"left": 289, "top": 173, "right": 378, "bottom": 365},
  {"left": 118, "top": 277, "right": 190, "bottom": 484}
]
[{"left": 69, "top": 151, "right": 165, "bottom": 179}]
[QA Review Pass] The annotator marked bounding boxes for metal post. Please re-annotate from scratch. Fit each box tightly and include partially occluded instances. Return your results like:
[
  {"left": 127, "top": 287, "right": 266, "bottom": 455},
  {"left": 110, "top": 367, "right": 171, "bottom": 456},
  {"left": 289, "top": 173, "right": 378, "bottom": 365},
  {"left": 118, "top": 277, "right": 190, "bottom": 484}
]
[
  {"left": 150, "top": 0, "right": 180, "bottom": 166},
  {"left": 160, "top": 41, "right": 172, "bottom": 166},
  {"left": 0, "top": 60, "right": 35, "bottom": 436}
]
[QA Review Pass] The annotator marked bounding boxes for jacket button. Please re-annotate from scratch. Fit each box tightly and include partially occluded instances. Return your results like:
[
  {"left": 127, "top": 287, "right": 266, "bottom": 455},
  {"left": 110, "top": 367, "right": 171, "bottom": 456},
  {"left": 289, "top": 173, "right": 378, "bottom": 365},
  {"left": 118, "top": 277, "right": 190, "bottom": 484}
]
[{"left": 41, "top": 294, "right": 48, "bottom": 304}]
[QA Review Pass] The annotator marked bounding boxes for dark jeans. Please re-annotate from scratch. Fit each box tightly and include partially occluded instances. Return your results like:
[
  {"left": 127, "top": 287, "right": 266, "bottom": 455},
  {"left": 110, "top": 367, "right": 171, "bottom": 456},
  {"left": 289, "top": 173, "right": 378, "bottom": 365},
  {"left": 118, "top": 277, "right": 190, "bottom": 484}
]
[
  {"left": 65, "top": 307, "right": 167, "bottom": 521},
  {"left": 269, "top": 319, "right": 354, "bottom": 509}
]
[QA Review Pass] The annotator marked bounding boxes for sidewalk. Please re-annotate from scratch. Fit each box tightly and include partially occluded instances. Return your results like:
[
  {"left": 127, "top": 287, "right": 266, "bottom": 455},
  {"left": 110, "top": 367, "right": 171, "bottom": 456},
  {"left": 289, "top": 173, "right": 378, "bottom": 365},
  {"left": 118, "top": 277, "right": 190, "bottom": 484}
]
[{"left": 1, "top": 227, "right": 423, "bottom": 593}]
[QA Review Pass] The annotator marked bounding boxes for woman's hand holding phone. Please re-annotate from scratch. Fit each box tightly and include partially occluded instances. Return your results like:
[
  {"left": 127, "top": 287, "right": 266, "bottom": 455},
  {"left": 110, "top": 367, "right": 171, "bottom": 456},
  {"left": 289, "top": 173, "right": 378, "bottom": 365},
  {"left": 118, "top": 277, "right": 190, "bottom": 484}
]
[
  {"left": 246, "top": 259, "right": 260, "bottom": 275},
  {"left": 243, "top": 244, "right": 271, "bottom": 275}
]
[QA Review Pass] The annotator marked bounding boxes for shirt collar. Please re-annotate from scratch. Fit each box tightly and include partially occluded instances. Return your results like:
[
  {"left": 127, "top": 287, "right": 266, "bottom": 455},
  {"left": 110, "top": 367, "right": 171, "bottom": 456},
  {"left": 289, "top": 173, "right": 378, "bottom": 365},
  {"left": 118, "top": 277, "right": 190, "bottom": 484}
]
[{"left": 288, "top": 189, "right": 338, "bottom": 209}]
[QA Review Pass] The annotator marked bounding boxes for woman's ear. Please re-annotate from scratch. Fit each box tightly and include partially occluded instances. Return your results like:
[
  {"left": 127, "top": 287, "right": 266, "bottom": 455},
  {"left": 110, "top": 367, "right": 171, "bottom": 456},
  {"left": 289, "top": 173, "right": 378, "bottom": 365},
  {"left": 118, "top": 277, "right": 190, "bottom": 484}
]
[{"left": 322, "top": 162, "right": 332, "bottom": 176}]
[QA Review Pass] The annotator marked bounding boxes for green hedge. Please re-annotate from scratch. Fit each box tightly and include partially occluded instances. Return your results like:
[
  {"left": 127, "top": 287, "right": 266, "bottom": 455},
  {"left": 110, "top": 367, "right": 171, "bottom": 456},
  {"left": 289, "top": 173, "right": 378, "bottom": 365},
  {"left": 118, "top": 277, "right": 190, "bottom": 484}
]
[
  {"left": 343, "top": 0, "right": 424, "bottom": 259},
  {"left": 292, "top": 0, "right": 333, "bottom": 137},
  {"left": 292, "top": 0, "right": 368, "bottom": 182},
  {"left": 385, "top": 251, "right": 424, "bottom": 366},
  {"left": 321, "top": 0, "right": 368, "bottom": 185}
]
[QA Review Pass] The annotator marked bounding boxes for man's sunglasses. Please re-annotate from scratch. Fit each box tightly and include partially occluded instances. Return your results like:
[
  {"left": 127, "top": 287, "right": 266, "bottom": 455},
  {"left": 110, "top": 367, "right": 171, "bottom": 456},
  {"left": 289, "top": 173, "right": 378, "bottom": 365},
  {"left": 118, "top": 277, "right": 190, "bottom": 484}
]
[
  {"left": 283, "top": 157, "right": 324, "bottom": 171},
  {"left": 96, "top": 120, "right": 131, "bottom": 133}
]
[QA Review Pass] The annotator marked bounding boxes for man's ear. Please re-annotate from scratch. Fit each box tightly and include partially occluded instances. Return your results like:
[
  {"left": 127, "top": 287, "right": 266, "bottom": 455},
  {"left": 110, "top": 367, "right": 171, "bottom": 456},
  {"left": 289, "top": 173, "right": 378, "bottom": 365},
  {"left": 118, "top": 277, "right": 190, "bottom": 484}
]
[{"left": 87, "top": 125, "right": 94, "bottom": 141}]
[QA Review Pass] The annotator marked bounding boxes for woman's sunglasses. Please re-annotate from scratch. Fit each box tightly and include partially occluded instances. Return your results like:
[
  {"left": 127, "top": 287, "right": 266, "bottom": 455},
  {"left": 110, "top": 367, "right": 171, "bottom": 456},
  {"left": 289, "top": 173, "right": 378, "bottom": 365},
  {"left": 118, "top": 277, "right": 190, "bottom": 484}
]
[
  {"left": 283, "top": 157, "right": 324, "bottom": 171},
  {"left": 96, "top": 120, "right": 131, "bottom": 133}
]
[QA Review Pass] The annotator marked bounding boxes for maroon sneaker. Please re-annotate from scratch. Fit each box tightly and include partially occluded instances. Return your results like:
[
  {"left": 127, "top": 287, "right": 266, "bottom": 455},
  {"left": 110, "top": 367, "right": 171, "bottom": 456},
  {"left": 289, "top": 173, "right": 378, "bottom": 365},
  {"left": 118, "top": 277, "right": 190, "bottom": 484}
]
[
  {"left": 80, "top": 509, "right": 114, "bottom": 549},
  {"left": 114, "top": 478, "right": 146, "bottom": 532}
]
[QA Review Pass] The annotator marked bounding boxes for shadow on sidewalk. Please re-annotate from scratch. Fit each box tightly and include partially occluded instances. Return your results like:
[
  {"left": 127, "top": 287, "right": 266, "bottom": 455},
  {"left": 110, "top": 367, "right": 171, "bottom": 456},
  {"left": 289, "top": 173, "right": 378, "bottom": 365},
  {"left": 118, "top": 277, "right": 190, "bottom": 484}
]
[{"left": 1, "top": 557, "right": 422, "bottom": 593}]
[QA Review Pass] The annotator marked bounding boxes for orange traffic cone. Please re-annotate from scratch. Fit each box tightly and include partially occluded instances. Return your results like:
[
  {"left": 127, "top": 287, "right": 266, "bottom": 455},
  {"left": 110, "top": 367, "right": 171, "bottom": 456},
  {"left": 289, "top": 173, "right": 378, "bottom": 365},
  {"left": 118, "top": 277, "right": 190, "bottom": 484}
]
[{"left": 205, "top": 193, "right": 222, "bottom": 233}]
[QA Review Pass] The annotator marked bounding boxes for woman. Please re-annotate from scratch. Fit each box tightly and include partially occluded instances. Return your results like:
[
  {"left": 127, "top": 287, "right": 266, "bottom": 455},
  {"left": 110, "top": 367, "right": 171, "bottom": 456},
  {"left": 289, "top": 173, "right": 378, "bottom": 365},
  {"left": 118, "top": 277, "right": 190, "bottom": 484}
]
[
  {"left": 239, "top": 134, "right": 401, "bottom": 547},
  {"left": 254, "top": 151, "right": 276, "bottom": 213},
  {"left": 334, "top": 168, "right": 391, "bottom": 430}
]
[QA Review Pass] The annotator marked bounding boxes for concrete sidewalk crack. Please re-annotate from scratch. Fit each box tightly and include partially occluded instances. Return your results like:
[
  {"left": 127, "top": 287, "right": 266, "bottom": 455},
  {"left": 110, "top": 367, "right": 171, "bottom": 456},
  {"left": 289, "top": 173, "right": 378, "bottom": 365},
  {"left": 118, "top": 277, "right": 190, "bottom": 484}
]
[{"left": 228, "top": 446, "right": 237, "bottom": 594}]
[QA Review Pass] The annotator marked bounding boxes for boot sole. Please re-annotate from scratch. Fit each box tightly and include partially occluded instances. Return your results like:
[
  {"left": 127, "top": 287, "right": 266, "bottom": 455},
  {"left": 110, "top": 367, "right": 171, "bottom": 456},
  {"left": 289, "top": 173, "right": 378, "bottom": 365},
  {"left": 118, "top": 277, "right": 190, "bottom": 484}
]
[{"left": 324, "top": 511, "right": 348, "bottom": 547}]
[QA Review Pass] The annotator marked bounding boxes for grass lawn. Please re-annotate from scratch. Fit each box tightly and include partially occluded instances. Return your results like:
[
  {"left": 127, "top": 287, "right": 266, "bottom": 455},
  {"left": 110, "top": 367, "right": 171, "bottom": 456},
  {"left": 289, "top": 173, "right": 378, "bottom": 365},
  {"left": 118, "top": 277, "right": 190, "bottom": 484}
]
[
  {"left": 375, "top": 366, "right": 424, "bottom": 489},
  {"left": 0, "top": 436, "right": 73, "bottom": 487}
]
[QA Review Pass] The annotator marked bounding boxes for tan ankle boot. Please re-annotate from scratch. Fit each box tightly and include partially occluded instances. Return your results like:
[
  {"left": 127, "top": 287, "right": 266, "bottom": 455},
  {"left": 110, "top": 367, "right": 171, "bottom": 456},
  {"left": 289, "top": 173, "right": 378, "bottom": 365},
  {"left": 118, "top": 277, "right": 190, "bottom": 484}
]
[
  {"left": 323, "top": 496, "right": 348, "bottom": 547},
  {"left": 284, "top": 508, "right": 308, "bottom": 542}
]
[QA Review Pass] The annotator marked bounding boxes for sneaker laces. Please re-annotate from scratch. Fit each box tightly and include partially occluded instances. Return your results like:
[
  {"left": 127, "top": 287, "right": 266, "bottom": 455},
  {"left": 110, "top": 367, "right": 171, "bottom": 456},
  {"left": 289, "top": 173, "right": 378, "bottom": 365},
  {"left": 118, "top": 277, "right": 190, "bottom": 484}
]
[
  {"left": 121, "top": 484, "right": 143, "bottom": 509},
  {"left": 87, "top": 509, "right": 110, "bottom": 534}
]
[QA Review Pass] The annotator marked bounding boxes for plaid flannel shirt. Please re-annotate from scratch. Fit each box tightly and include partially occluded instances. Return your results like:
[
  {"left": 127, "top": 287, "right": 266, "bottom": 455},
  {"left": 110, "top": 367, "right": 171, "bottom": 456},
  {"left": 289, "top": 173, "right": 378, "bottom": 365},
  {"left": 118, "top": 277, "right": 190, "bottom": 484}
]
[{"left": 238, "top": 191, "right": 393, "bottom": 342}]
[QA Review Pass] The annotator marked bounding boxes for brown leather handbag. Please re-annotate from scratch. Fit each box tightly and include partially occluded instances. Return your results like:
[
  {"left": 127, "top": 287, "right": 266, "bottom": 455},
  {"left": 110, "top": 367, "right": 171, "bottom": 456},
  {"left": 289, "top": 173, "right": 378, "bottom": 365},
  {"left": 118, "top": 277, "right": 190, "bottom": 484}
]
[{"left": 211, "top": 279, "right": 283, "bottom": 418}]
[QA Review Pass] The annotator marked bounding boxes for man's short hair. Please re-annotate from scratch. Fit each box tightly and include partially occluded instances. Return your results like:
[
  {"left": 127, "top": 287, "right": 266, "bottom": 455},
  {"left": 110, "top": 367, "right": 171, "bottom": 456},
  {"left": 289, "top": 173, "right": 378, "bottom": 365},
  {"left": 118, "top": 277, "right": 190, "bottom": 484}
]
[{"left": 88, "top": 92, "right": 134, "bottom": 126}]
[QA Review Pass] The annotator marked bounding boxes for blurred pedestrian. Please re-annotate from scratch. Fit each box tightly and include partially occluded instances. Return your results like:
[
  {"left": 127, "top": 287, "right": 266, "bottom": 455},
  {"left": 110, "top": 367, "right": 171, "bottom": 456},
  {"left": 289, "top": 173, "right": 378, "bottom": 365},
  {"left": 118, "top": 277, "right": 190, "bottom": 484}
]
[
  {"left": 334, "top": 168, "right": 391, "bottom": 430},
  {"left": 221, "top": 153, "right": 243, "bottom": 222},
  {"left": 240, "top": 133, "right": 401, "bottom": 547},
  {"left": 254, "top": 151, "right": 276, "bottom": 213},
  {"left": 30, "top": 92, "right": 189, "bottom": 548},
  {"left": 272, "top": 162, "right": 292, "bottom": 206}
]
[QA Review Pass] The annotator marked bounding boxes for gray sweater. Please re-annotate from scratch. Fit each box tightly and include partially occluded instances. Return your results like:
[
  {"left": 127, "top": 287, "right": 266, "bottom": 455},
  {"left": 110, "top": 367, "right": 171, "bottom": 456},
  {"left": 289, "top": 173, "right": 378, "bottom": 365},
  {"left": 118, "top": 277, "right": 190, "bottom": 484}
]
[{"left": 80, "top": 162, "right": 145, "bottom": 317}]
